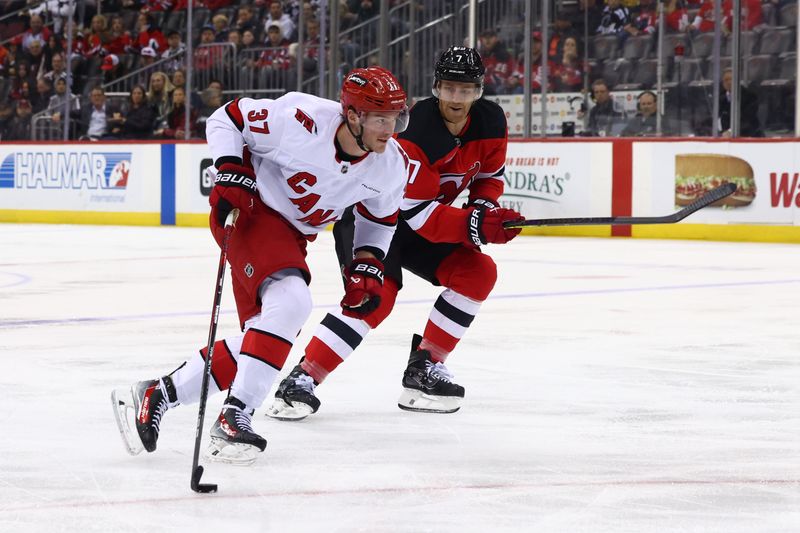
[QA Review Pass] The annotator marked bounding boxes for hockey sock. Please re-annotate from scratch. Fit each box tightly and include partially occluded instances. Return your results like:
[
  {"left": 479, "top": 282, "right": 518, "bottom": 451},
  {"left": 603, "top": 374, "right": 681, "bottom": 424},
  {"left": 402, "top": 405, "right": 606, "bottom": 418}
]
[
  {"left": 421, "top": 289, "right": 482, "bottom": 363},
  {"left": 299, "top": 277, "right": 398, "bottom": 383},
  {"left": 300, "top": 311, "right": 371, "bottom": 383},
  {"left": 171, "top": 336, "right": 244, "bottom": 404}
]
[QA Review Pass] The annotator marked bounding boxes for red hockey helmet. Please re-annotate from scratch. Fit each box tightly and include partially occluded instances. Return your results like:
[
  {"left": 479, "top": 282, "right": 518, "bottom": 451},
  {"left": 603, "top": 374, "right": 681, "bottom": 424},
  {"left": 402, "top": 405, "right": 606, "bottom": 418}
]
[{"left": 340, "top": 66, "right": 409, "bottom": 133}]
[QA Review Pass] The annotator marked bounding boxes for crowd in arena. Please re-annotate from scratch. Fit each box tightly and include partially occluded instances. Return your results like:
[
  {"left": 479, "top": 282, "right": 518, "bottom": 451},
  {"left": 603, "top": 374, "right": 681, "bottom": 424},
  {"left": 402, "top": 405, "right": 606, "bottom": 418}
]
[{"left": 0, "top": 0, "right": 796, "bottom": 140}]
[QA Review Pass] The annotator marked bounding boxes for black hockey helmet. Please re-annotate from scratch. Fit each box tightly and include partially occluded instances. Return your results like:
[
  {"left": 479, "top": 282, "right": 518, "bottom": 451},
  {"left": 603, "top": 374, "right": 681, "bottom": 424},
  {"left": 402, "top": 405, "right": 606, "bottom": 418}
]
[{"left": 433, "top": 46, "right": 485, "bottom": 86}]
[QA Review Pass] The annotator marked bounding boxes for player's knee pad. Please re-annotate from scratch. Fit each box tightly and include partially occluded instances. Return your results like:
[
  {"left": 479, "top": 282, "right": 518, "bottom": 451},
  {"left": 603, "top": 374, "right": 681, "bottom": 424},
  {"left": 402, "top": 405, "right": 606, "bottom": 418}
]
[
  {"left": 363, "top": 276, "right": 399, "bottom": 329},
  {"left": 436, "top": 248, "right": 497, "bottom": 301},
  {"left": 250, "top": 268, "right": 312, "bottom": 340}
]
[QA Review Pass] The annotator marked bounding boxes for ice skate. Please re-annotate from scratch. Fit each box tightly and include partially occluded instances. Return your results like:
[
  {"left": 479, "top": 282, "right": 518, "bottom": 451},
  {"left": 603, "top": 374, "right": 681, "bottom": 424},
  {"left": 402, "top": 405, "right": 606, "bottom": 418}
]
[
  {"left": 266, "top": 364, "right": 321, "bottom": 421},
  {"left": 204, "top": 396, "right": 266, "bottom": 466},
  {"left": 397, "top": 334, "right": 465, "bottom": 413},
  {"left": 111, "top": 376, "right": 178, "bottom": 455}
]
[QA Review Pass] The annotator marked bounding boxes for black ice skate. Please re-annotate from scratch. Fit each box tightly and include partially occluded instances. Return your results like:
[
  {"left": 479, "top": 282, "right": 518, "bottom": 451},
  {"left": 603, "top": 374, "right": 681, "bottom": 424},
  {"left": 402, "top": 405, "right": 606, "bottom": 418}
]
[
  {"left": 205, "top": 395, "right": 266, "bottom": 466},
  {"left": 266, "top": 364, "right": 321, "bottom": 421},
  {"left": 111, "top": 376, "right": 178, "bottom": 455},
  {"left": 398, "top": 334, "right": 465, "bottom": 413}
]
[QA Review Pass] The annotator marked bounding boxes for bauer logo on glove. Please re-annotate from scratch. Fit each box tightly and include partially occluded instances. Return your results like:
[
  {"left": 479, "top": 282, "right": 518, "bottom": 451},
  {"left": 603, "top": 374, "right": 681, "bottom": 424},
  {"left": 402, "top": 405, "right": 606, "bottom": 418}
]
[{"left": 214, "top": 171, "right": 257, "bottom": 194}]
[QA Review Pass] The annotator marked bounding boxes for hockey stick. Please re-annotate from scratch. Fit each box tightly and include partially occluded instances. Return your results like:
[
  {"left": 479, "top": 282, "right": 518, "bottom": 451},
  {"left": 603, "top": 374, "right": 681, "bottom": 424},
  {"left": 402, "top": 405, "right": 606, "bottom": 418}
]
[
  {"left": 503, "top": 183, "right": 736, "bottom": 228},
  {"left": 191, "top": 208, "right": 239, "bottom": 494}
]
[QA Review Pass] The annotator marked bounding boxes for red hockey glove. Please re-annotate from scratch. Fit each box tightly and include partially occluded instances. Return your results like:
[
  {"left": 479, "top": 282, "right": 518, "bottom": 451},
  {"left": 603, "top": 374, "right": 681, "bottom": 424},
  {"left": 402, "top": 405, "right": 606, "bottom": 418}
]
[
  {"left": 209, "top": 162, "right": 257, "bottom": 228},
  {"left": 341, "top": 257, "right": 384, "bottom": 318},
  {"left": 466, "top": 206, "right": 524, "bottom": 246}
]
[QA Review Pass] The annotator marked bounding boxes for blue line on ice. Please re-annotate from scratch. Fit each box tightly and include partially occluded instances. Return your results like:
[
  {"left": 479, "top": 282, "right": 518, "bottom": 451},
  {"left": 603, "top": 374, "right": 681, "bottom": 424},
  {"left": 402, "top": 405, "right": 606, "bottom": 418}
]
[{"left": 1, "top": 278, "right": 798, "bottom": 329}]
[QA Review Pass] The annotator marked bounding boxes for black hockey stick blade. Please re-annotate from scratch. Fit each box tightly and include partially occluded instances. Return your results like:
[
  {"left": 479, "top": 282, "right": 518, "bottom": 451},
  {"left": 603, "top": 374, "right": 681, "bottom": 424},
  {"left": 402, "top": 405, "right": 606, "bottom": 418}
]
[
  {"left": 504, "top": 183, "right": 736, "bottom": 228},
  {"left": 191, "top": 465, "right": 218, "bottom": 494}
]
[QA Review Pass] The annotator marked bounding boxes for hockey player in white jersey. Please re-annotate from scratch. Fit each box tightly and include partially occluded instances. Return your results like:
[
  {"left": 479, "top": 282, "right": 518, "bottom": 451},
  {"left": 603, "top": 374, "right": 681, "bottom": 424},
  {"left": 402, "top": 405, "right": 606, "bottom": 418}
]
[{"left": 111, "top": 67, "right": 410, "bottom": 465}]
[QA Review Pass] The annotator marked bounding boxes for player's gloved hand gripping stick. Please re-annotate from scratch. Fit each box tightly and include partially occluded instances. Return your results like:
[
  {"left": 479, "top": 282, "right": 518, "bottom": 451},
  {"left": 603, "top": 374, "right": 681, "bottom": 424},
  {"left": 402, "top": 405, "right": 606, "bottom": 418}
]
[{"left": 341, "top": 256, "right": 385, "bottom": 318}]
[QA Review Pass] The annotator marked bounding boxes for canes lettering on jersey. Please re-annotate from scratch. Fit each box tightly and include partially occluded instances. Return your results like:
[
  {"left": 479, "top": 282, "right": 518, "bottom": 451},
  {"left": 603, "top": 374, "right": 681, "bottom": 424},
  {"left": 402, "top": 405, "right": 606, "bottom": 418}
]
[{"left": 207, "top": 92, "right": 407, "bottom": 256}]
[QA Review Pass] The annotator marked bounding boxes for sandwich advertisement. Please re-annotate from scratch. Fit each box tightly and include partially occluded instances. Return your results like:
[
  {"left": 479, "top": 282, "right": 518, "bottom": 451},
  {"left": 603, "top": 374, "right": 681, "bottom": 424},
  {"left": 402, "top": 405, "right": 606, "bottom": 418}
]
[{"left": 633, "top": 142, "right": 800, "bottom": 226}]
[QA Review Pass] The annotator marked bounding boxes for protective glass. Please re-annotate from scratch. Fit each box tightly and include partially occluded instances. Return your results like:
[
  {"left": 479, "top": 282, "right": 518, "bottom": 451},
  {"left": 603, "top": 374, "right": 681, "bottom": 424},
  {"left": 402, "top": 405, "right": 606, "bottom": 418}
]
[
  {"left": 432, "top": 81, "right": 483, "bottom": 103},
  {"left": 360, "top": 108, "right": 410, "bottom": 134}
]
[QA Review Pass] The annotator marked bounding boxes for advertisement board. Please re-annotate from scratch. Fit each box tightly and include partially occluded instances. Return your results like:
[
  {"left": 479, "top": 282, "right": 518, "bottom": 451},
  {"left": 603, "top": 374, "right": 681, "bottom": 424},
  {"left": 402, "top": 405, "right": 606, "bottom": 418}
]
[
  {"left": 500, "top": 141, "right": 613, "bottom": 224},
  {"left": 633, "top": 142, "right": 800, "bottom": 227},
  {"left": 0, "top": 144, "right": 161, "bottom": 224},
  {"left": 174, "top": 143, "right": 214, "bottom": 226}
]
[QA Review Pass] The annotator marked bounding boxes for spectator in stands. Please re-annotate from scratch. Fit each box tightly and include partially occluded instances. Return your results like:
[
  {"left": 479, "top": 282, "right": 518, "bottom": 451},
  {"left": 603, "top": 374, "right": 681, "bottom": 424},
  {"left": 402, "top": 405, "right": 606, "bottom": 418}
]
[
  {"left": 718, "top": 68, "right": 762, "bottom": 137},
  {"left": 77, "top": 86, "right": 120, "bottom": 140},
  {"left": 508, "top": 32, "right": 554, "bottom": 93},
  {"left": 147, "top": 71, "right": 175, "bottom": 125},
  {"left": 477, "top": 29, "right": 515, "bottom": 95},
  {"left": 27, "top": 0, "right": 74, "bottom": 34},
  {"left": 665, "top": 0, "right": 691, "bottom": 32},
  {"left": 162, "top": 30, "right": 186, "bottom": 73},
  {"left": 170, "top": 68, "right": 203, "bottom": 109},
  {"left": 42, "top": 33, "right": 65, "bottom": 72},
  {"left": 553, "top": 36, "right": 584, "bottom": 91},
  {"left": 572, "top": 0, "right": 603, "bottom": 39},
  {"left": 585, "top": 78, "right": 624, "bottom": 135},
  {"left": 23, "top": 39, "right": 46, "bottom": 79},
  {"left": 197, "top": 86, "right": 223, "bottom": 131},
  {"left": 107, "top": 16, "right": 134, "bottom": 55},
  {"left": 100, "top": 54, "right": 123, "bottom": 84},
  {"left": 0, "top": 101, "right": 14, "bottom": 140},
  {"left": 234, "top": 6, "right": 260, "bottom": 40},
  {"left": 302, "top": 17, "right": 323, "bottom": 74},
  {"left": 241, "top": 29, "right": 258, "bottom": 51},
  {"left": 339, "top": 1, "right": 359, "bottom": 31},
  {"left": 5, "top": 99, "right": 33, "bottom": 140},
  {"left": 86, "top": 14, "right": 111, "bottom": 57},
  {"left": 258, "top": 24, "right": 292, "bottom": 69},
  {"left": 12, "top": 79, "right": 33, "bottom": 106},
  {"left": 136, "top": 13, "right": 167, "bottom": 53},
  {"left": 597, "top": 0, "right": 631, "bottom": 37},
  {"left": 689, "top": 0, "right": 720, "bottom": 32},
  {"left": 42, "top": 52, "right": 68, "bottom": 84},
  {"left": 33, "top": 78, "right": 54, "bottom": 114},
  {"left": 156, "top": 86, "right": 199, "bottom": 139},
  {"left": 621, "top": 90, "right": 664, "bottom": 135},
  {"left": 627, "top": 0, "right": 657, "bottom": 36},
  {"left": 22, "top": 15, "right": 51, "bottom": 53},
  {"left": 724, "top": 0, "right": 763, "bottom": 31},
  {"left": 48, "top": 77, "right": 80, "bottom": 122},
  {"left": 265, "top": 1, "right": 295, "bottom": 41},
  {"left": 228, "top": 30, "right": 243, "bottom": 52},
  {"left": 351, "top": 0, "right": 379, "bottom": 23},
  {"left": 548, "top": 11, "right": 579, "bottom": 61},
  {"left": 194, "top": 26, "right": 223, "bottom": 72},
  {"left": 142, "top": 0, "right": 174, "bottom": 11},
  {"left": 9, "top": 62, "right": 34, "bottom": 102},
  {"left": 114, "top": 85, "right": 157, "bottom": 139},
  {"left": 212, "top": 13, "right": 230, "bottom": 43}
]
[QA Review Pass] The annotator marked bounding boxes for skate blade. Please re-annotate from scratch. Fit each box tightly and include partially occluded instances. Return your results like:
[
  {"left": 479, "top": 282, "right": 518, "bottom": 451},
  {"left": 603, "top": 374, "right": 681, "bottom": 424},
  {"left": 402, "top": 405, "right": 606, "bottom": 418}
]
[
  {"left": 203, "top": 437, "right": 261, "bottom": 466},
  {"left": 110, "top": 388, "right": 145, "bottom": 455},
  {"left": 397, "top": 388, "right": 462, "bottom": 414},
  {"left": 265, "top": 398, "right": 313, "bottom": 421}
]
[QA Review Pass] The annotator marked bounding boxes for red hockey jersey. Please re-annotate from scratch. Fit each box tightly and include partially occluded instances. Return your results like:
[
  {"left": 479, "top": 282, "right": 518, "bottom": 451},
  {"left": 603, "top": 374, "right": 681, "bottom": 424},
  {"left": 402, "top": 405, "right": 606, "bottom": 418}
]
[{"left": 397, "top": 97, "right": 508, "bottom": 243}]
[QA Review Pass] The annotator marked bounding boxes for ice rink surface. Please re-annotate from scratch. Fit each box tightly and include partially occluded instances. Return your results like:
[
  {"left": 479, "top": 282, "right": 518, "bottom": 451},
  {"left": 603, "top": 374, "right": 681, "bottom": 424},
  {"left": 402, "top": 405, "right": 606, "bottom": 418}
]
[{"left": 0, "top": 224, "right": 798, "bottom": 532}]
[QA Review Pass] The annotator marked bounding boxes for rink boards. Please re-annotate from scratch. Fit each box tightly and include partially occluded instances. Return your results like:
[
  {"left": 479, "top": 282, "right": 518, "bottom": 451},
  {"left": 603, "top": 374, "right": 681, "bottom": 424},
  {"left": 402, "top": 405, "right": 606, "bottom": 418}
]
[{"left": 0, "top": 138, "right": 798, "bottom": 243}]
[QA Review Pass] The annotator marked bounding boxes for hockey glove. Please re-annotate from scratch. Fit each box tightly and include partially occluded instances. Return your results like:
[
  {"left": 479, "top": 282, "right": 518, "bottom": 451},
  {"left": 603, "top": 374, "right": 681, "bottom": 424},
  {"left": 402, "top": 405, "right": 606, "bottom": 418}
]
[
  {"left": 464, "top": 198, "right": 498, "bottom": 210},
  {"left": 466, "top": 206, "right": 524, "bottom": 247},
  {"left": 341, "top": 257, "right": 384, "bottom": 318},
  {"left": 209, "top": 162, "right": 258, "bottom": 228}
]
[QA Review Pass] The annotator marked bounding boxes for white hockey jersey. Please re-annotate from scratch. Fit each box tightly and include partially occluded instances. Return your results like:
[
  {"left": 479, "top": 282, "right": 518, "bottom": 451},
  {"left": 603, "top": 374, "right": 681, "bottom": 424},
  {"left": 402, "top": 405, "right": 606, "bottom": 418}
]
[{"left": 206, "top": 92, "right": 408, "bottom": 259}]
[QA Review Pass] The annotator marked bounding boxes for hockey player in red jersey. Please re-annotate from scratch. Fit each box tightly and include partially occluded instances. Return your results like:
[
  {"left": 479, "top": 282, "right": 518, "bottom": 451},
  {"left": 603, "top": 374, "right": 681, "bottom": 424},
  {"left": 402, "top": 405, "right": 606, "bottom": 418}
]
[
  {"left": 111, "top": 67, "right": 410, "bottom": 464},
  {"left": 268, "top": 47, "right": 524, "bottom": 420}
]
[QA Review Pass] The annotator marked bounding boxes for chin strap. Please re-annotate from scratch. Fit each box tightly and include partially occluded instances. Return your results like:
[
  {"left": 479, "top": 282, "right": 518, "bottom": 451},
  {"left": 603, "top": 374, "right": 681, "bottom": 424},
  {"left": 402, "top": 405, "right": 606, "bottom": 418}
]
[{"left": 345, "top": 115, "right": 371, "bottom": 153}]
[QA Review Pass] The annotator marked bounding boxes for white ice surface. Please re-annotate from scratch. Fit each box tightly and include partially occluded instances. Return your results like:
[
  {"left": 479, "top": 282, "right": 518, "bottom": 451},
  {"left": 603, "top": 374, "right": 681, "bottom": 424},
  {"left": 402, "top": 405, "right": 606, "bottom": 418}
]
[{"left": 0, "top": 225, "right": 798, "bottom": 533}]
